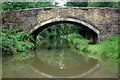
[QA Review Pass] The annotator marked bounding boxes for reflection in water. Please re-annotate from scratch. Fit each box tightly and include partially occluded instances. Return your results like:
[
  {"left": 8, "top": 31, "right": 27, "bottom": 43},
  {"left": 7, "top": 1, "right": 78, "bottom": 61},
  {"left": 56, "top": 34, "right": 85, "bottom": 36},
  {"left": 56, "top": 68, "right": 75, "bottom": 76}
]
[
  {"left": 31, "top": 39, "right": 99, "bottom": 77},
  {"left": 2, "top": 39, "right": 118, "bottom": 78}
]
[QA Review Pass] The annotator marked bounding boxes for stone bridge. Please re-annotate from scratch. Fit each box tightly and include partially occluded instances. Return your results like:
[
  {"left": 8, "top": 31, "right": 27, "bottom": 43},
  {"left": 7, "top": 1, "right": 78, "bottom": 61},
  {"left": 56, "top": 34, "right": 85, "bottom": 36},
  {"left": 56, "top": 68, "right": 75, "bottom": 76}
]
[{"left": 2, "top": 7, "right": 119, "bottom": 42}]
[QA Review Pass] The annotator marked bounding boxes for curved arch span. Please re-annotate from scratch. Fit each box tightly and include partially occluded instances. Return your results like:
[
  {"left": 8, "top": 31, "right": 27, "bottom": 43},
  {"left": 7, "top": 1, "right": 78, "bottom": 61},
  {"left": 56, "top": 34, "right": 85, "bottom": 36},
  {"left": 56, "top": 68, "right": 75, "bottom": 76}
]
[
  {"left": 29, "top": 17, "right": 99, "bottom": 35},
  {"left": 29, "top": 17, "right": 100, "bottom": 43}
]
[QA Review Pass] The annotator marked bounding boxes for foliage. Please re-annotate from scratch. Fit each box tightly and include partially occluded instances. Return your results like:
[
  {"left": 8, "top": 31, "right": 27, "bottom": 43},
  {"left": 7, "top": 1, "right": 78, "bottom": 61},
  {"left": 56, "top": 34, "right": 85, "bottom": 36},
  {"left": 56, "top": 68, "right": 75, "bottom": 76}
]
[
  {"left": 2, "top": 2, "right": 119, "bottom": 11},
  {"left": 66, "top": 34, "right": 118, "bottom": 61},
  {"left": 67, "top": 33, "right": 88, "bottom": 44},
  {"left": 36, "top": 23, "right": 93, "bottom": 51},
  {"left": 37, "top": 23, "right": 83, "bottom": 41},
  {"left": 88, "top": 2, "right": 119, "bottom": 8},
  {"left": 76, "top": 35, "right": 119, "bottom": 61},
  {"left": 66, "top": 33, "right": 92, "bottom": 54},
  {"left": 1, "top": 26, "right": 34, "bottom": 56},
  {"left": 2, "top": 2, "right": 54, "bottom": 11},
  {"left": 65, "top": 2, "right": 88, "bottom": 7}
]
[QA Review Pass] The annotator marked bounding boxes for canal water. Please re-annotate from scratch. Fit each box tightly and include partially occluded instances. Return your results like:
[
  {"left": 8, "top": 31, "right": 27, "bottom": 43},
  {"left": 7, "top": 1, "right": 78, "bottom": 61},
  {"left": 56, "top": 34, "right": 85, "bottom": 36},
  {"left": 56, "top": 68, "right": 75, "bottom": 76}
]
[{"left": 2, "top": 40, "right": 118, "bottom": 78}]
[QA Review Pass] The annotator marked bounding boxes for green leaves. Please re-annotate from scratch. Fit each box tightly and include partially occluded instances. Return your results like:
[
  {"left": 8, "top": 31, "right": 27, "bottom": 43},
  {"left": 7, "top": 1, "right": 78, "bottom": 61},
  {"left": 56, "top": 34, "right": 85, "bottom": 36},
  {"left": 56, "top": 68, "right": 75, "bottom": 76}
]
[
  {"left": 65, "top": 2, "right": 88, "bottom": 7},
  {"left": 2, "top": 2, "right": 55, "bottom": 11},
  {"left": 88, "top": 2, "right": 118, "bottom": 8},
  {"left": 15, "top": 41, "right": 34, "bottom": 52},
  {"left": 2, "top": 26, "right": 35, "bottom": 56},
  {"left": 2, "top": 2, "right": 118, "bottom": 12},
  {"left": 86, "top": 35, "right": 119, "bottom": 61}
]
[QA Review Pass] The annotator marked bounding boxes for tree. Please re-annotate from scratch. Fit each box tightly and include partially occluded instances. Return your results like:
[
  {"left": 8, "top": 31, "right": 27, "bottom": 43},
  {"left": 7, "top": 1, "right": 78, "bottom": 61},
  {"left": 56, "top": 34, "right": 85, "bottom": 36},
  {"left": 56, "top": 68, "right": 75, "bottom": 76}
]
[
  {"left": 65, "top": 2, "right": 88, "bottom": 7},
  {"left": 2, "top": 2, "right": 54, "bottom": 11},
  {"left": 88, "top": 2, "right": 119, "bottom": 8}
]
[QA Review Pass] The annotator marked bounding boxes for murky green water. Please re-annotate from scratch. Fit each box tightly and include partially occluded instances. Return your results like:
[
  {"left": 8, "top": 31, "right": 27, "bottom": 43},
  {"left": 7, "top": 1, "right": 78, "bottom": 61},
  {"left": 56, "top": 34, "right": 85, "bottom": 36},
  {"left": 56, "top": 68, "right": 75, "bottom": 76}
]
[{"left": 2, "top": 40, "right": 118, "bottom": 78}]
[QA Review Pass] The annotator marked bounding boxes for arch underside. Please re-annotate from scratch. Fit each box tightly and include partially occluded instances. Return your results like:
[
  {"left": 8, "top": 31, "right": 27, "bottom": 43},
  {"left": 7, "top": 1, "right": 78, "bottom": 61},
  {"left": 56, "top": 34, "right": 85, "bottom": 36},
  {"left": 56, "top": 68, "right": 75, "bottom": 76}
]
[{"left": 30, "top": 18, "right": 100, "bottom": 43}]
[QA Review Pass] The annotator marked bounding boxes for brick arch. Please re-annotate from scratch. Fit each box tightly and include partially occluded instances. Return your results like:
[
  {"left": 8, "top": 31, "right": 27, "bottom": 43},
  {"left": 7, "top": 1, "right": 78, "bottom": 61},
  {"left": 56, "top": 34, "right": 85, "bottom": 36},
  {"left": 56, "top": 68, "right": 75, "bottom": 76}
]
[{"left": 30, "top": 17, "right": 100, "bottom": 43}]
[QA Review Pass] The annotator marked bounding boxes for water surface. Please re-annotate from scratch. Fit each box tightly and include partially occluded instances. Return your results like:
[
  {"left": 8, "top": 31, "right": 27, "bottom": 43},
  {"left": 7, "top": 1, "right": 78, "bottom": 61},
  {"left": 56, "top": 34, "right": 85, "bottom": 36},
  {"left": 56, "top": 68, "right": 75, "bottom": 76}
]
[{"left": 2, "top": 40, "right": 118, "bottom": 78}]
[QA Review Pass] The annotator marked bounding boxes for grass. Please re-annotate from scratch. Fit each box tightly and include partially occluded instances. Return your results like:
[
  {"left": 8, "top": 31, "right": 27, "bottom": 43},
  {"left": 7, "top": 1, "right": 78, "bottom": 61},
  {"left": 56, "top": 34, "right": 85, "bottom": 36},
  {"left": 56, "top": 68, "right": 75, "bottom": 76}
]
[{"left": 74, "top": 35, "right": 119, "bottom": 61}]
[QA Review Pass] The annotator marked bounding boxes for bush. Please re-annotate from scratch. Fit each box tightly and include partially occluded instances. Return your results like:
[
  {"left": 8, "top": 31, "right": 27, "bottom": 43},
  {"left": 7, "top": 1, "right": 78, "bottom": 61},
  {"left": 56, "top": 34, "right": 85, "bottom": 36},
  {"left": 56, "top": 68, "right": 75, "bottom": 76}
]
[
  {"left": 88, "top": 2, "right": 119, "bottom": 8},
  {"left": 81, "top": 35, "right": 119, "bottom": 61},
  {"left": 1, "top": 26, "right": 34, "bottom": 56},
  {"left": 68, "top": 34, "right": 119, "bottom": 61}
]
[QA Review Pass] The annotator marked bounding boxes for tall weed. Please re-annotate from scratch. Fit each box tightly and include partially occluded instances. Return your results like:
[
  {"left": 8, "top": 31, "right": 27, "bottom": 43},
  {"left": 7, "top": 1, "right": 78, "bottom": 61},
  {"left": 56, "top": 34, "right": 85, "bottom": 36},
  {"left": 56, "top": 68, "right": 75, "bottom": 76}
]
[{"left": 1, "top": 26, "right": 34, "bottom": 56}]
